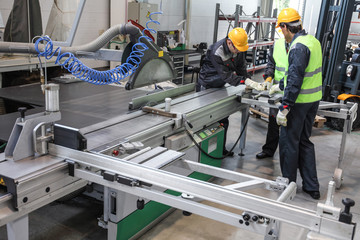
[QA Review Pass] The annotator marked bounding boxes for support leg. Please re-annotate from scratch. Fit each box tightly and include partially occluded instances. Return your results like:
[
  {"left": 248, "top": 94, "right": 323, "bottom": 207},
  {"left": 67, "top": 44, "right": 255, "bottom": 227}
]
[
  {"left": 238, "top": 106, "right": 250, "bottom": 156},
  {"left": 6, "top": 214, "right": 29, "bottom": 240},
  {"left": 333, "top": 117, "right": 350, "bottom": 189},
  {"left": 107, "top": 221, "right": 117, "bottom": 240}
]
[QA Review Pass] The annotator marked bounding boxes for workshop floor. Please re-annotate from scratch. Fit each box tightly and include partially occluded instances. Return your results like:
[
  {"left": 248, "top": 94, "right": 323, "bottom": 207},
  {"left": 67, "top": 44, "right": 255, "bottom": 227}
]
[{"left": 1, "top": 74, "right": 360, "bottom": 240}]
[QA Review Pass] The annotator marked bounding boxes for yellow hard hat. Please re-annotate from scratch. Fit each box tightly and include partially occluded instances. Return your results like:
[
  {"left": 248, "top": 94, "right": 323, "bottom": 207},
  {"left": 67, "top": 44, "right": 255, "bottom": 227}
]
[
  {"left": 276, "top": 8, "right": 301, "bottom": 28},
  {"left": 228, "top": 28, "right": 249, "bottom": 52}
]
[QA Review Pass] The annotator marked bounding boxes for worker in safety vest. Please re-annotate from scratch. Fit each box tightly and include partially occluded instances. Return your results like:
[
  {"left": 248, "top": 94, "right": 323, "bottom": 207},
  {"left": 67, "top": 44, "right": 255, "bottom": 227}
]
[
  {"left": 255, "top": 38, "right": 289, "bottom": 159},
  {"left": 197, "top": 27, "right": 251, "bottom": 157},
  {"left": 276, "top": 8, "right": 322, "bottom": 200}
]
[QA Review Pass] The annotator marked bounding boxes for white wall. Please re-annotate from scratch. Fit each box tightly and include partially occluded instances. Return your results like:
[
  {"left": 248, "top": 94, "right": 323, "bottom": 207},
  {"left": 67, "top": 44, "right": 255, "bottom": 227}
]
[
  {"left": 111, "top": 0, "right": 127, "bottom": 26},
  {"left": 302, "top": 1, "right": 321, "bottom": 36},
  {"left": 190, "top": 0, "right": 258, "bottom": 46},
  {"left": 145, "top": 0, "right": 185, "bottom": 31},
  {"left": 189, "top": 0, "right": 259, "bottom": 47},
  {"left": 132, "top": 0, "right": 259, "bottom": 47},
  {"left": 0, "top": 0, "right": 110, "bottom": 68},
  {"left": 0, "top": 0, "right": 14, "bottom": 29}
]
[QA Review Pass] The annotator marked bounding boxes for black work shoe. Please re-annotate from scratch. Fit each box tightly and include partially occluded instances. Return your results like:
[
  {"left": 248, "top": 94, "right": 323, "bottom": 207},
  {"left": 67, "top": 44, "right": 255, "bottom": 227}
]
[
  {"left": 223, "top": 149, "right": 234, "bottom": 157},
  {"left": 302, "top": 188, "right": 320, "bottom": 200},
  {"left": 256, "top": 152, "right": 272, "bottom": 159}
]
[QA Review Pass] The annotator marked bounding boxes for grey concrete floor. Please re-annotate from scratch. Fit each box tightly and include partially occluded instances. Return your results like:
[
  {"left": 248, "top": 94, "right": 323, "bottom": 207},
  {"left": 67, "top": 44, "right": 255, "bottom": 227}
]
[{"left": 0, "top": 72, "right": 359, "bottom": 239}]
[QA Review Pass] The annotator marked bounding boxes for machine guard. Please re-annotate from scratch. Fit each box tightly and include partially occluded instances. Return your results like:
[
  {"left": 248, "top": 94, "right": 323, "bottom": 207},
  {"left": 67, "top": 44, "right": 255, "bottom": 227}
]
[{"left": 122, "top": 42, "right": 176, "bottom": 90}]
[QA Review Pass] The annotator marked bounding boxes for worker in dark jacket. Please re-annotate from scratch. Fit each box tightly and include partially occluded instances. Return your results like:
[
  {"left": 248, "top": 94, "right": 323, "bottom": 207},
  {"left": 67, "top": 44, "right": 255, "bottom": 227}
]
[
  {"left": 256, "top": 39, "right": 288, "bottom": 159},
  {"left": 276, "top": 8, "right": 323, "bottom": 199},
  {"left": 197, "top": 27, "right": 251, "bottom": 156}
]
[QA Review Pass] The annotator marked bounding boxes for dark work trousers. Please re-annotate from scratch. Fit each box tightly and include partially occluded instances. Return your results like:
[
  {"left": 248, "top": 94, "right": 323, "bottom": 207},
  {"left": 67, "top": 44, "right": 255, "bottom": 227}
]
[
  {"left": 279, "top": 101, "right": 320, "bottom": 191},
  {"left": 219, "top": 117, "right": 229, "bottom": 152},
  {"left": 262, "top": 108, "right": 280, "bottom": 156}
]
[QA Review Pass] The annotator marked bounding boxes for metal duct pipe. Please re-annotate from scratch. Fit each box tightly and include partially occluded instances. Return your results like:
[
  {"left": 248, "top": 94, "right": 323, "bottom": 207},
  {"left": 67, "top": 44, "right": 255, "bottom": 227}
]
[{"left": 0, "top": 22, "right": 141, "bottom": 56}]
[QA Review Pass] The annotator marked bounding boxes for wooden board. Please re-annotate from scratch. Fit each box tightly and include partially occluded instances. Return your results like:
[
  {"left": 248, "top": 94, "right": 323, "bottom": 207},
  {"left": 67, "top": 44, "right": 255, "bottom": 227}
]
[
  {"left": 314, "top": 115, "right": 327, "bottom": 128},
  {"left": 250, "top": 107, "right": 268, "bottom": 119}
]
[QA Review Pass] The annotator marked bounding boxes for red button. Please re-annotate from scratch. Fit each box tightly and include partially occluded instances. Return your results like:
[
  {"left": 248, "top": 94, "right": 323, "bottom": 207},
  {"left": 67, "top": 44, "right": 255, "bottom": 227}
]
[{"left": 112, "top": 150, "right": 119, "bottom": 156}]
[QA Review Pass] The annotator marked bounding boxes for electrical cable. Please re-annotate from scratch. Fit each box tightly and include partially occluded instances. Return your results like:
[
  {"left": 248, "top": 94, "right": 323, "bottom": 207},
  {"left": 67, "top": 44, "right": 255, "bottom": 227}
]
[
  {"left": 34, "top": 11, "right": 162, "bottom": 85},
  {"left": 184, "top": 113, "right": 250, "bottom": 160},
  {"left": 0, "top": 143, "right": 6, "bottom": 149}
]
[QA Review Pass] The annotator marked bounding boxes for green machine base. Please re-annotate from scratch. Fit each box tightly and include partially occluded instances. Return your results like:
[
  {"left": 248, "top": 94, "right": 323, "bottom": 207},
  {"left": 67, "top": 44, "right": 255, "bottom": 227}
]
[{"left": 116, "top": 123, "right": 224, "bottom": 240}]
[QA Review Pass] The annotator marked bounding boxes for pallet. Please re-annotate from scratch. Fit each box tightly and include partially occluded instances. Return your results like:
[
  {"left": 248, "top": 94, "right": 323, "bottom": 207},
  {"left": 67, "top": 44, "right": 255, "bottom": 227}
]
[{"left": 250, "top": 108, "right": 327, "bottom": 128}]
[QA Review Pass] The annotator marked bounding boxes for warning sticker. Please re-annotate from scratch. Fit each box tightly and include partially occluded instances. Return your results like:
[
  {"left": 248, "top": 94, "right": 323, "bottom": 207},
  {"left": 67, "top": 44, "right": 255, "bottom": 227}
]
[{"left": 0, "top": 177, "right": 5, "bottom": 186}]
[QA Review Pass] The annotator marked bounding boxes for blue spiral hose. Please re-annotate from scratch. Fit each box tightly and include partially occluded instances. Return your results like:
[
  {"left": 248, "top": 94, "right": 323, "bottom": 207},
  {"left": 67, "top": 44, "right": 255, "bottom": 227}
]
[{"left": 35, "top": 11, "right": 162, "bottom": 85}]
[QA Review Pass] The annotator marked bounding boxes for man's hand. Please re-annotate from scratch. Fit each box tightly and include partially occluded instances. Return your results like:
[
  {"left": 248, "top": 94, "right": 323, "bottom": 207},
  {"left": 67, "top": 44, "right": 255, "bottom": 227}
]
[
  {"left": 269, "top": 84, "right": 281, "bottom": 95},
  {"left": 276, "top": 109, "right": 289, "bottom": 127},
  {"left": 245, "top": 78, "right": 265, "bottom": 91}
]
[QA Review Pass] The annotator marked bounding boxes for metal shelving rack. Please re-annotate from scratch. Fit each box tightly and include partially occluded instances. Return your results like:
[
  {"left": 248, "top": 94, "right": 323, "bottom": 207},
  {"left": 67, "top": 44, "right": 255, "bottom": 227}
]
[
  {"left": 171, "top": 55, "right": 185, "bottom": 84},
  {"left": 213, "top": 3, "right": 277, "bottom": 73}
]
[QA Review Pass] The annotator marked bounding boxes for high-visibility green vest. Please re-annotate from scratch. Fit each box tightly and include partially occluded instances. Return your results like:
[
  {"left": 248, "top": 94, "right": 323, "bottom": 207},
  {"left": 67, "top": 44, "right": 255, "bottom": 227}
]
[
  {"left": 272, "top": 38, "right": 287, "bottom": 84},
  {"left": 284, "top": 35, "right": 323, "bottom": 103}
]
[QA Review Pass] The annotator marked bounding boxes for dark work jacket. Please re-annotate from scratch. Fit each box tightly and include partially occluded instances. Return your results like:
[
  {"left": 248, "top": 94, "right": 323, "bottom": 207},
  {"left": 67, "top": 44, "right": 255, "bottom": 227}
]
[
  {"left": 264, "top": 47, "right": 276, "bottom": 80},
  {"left": 198, "top": 38, "right": 250, "bottom": 88}
]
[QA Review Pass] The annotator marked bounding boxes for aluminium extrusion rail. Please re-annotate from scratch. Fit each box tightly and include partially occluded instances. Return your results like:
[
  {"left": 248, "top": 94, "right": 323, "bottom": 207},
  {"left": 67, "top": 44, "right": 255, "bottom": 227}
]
[
  {"left": 0, "top": 178, "right": 87, "bottom": 227},
  {"left": 49, "top": 144, "right": 355, "bottom": 240}
]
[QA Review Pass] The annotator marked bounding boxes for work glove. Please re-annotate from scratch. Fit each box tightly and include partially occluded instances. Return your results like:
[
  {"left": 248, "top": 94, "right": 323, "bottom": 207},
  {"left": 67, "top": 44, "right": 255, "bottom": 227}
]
[
  {"left": 245, "top": 78, "right": 265, "bottom": 91},
  {"left": 276, "top": 109, "right": 289, "bottom": 127},
  {"left": 264, "top": 76, "right": 272, "bottom": 90},
  {"left": 269, "top": 84, "right": 281, "bottom": 95}
]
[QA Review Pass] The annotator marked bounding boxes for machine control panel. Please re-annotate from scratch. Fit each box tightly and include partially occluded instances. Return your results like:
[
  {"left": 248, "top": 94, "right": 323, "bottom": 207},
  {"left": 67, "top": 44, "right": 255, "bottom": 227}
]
[{"left": 195, "top": 124, "right": 222, "bottom": 141}]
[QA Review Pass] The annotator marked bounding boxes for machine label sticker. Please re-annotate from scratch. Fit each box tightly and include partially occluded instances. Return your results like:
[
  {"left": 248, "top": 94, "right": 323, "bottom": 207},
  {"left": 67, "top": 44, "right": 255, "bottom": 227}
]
[{"left": 0, "top": 177, "right": 5, "bottom": 186}]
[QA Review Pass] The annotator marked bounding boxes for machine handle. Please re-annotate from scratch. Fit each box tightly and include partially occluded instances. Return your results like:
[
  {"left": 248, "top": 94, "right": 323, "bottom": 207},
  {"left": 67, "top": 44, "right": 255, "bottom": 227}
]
[
  {"left": 18, "top": 107, "right": 27, "bottom": 122},
  {"left": 342, "top": 198, "right": 355, "bottom": 214},
  {"left": 339, "top": 198, "right": 355, "bottom": 224}
]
